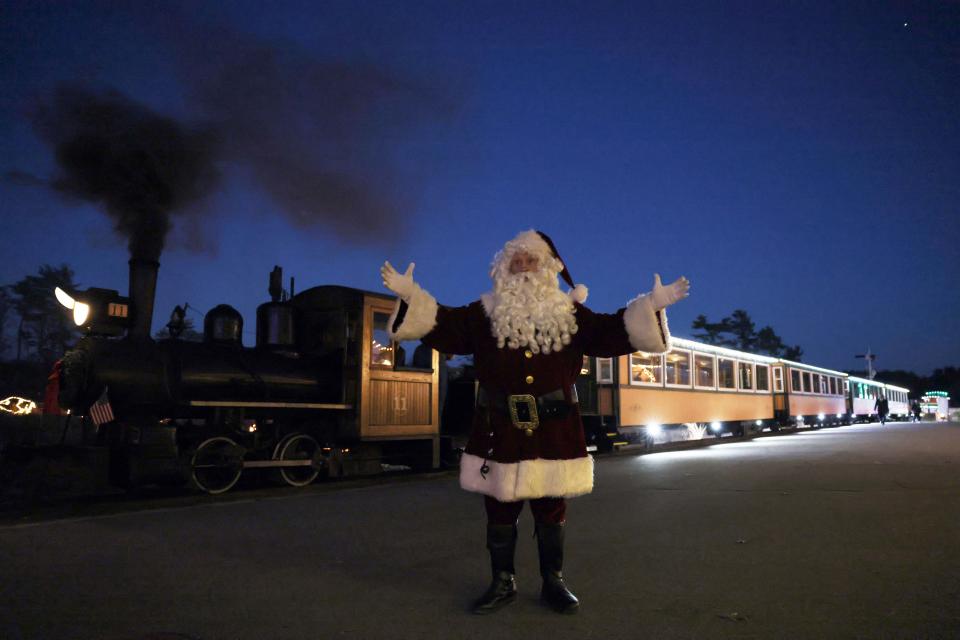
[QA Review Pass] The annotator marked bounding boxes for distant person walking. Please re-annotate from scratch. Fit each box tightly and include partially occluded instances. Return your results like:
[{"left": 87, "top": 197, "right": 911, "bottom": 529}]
[
  {"left": 874, "top": 395, "right": 889, "bottom": 425},
  {"left": 911, "top": 400, "right": 922, "bottom": 422}
]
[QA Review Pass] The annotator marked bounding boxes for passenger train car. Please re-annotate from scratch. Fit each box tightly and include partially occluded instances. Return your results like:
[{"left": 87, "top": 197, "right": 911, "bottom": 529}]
[{"left": 577, "top": 338, "right": 915, "bottom": 451}]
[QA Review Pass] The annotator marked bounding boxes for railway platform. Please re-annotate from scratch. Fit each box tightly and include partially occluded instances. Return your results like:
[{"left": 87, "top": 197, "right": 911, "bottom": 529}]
[{"left": 2, "top": 419, "right": 959, "bottom": 639}]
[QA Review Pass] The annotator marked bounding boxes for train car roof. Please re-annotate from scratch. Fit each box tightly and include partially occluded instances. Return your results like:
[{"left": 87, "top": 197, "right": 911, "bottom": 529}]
[
  {"left": 777, "top": 359, "right": 848, "bottom": 377},
  {"left": 882, "top": 383, "right": 911, "bottom": 393},
  {"left": 670, "top": 337, "right": 778, "bottom": 364}
]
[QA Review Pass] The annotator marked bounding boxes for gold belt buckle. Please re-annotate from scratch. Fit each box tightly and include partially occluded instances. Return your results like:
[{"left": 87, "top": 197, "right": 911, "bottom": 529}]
[{"left": 507, "top": 394, "right": 539, "bottom": 436}]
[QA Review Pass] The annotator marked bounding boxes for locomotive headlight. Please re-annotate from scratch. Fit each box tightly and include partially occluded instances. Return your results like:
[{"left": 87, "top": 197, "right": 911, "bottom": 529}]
[
  {"left": 647, "top": 423, "right": 662, "bottom": 437},
  {"left": 73, "top": 301, "right": 91, "bottom": 326},
  {"left": 836, "top": 413, "right": 843, "bottom": 419},
  {"left": 817, "top": 413, "right": 825, "bottom": 421},
  {"left": 55, "top": 287, "right": 76, "bottom": 309},
  {"left": 54, "top": 285, "right": 130, "bottom": 335},
  {"left": 710, "top": 421, "right": 722, "bottom": 432},
  {"left": 755, "top": 420, "right": 762, "bottom": 426}
]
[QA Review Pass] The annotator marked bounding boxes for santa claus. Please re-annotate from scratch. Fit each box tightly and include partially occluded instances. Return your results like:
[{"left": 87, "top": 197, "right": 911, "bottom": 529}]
[{"left": 381, "top": 230, "right": 689, "bottom": 615}]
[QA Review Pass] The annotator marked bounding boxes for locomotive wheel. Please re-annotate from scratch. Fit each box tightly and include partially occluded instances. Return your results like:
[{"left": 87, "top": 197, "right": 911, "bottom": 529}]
[
  {"left": 191, "top": 436, "right": 243, "bottom": 494},
  {"left": 273, "top": 434, "right": 322, "bottom": 487}
]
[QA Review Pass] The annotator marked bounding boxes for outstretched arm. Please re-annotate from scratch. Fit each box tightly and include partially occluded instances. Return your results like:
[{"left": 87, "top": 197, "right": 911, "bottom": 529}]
[
  {"left": 579, "top": 273, "right": 691, "bottom": 356},
  {"left": 378, "top": 260, "right": 476, "bottom": 355}
]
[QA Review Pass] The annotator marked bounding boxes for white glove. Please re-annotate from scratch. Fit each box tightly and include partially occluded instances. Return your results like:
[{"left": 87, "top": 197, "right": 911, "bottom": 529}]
[
  {"left": 649, "top": 273, "right": 690, "bottom": 310},
  {"left": 380, "top": 261, "right": 418, "bottom": 301}
]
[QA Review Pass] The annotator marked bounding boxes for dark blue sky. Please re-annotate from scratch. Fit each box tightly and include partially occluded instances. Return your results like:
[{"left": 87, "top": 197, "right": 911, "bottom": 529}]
[{"left": 2, "top": 1, "right": 957, "bottom": 374}]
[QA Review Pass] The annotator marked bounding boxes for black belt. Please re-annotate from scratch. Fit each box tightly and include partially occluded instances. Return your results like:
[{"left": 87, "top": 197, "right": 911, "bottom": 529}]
[{"left": 477, "top": 386, "right": 578, "bottom": 436}]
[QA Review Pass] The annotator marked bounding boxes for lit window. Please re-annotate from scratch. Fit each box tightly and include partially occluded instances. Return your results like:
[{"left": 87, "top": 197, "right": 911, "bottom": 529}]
[
  {"left": 596, "top": 358, "right": 613, "bottom": 384},
  {"left": 694, "top": 354, "right": 716, "bottom": 389},
  {"left": 371, "top": 312, "right": 395, "bottom": 368},
  {"left": 665, "top": 349, "right": 691, "bottom": 386},
  {"left": 803, "top": 371, "right": 813, "bottom": 394},
  {"left": 738, "top": 362, "right": 754, "bottom": 391},
  {"left": 718, "top": 358, "right": 736, "bottom": 390},
  {"left": 791, "top": 369, "right": 802, "bottom": 393},
  {"left": 630, "top": 352, "right": 663, "bottom": 385},
  {"left": 581, "top": 356, "right": 591, "bottom": 375},
  {"left": 756, "top": 365, "right": 769, "bottom": 392}
]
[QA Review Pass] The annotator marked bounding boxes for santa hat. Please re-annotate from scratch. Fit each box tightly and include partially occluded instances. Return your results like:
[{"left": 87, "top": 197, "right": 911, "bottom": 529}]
[
  {"left": 491, "top": 229, "right": 588, "bottom": 303},
  {"left": 535, "top": 231, "right": 589, "bottom": 304}
]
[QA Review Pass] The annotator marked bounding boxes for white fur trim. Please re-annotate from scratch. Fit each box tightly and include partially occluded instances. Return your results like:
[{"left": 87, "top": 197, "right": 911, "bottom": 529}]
[
  {"left": 569, "top": 284, "right": 588, "bottom": 304},
  {"left": 459, "top": 453, "right": 594, "bottom": 501},
  {"left": 480, "top": 292, "right": 495, "bottom": 317},
  {"left": 623, "top": 293, "right": 671, "bottom": 354},
  {"left": 387, "top": 284, "right": 438, "bottom": 342}
]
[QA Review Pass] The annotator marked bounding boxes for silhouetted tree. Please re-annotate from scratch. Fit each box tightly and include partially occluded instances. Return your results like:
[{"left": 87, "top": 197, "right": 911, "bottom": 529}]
[
  {"left": 8, "top": 264, "right": 82, "bottom": 366},
  {"left": 692, "top": 309, "right": 803, "bottom": 360},
  {"left": 691, "top": 314, "right": 735, "bottom": 347},
  {"left": 0, "top": 287, "right": 10, "bottom": 359},
  {"left": 727, "top": 309, "right": 756, "bottom": 351}
]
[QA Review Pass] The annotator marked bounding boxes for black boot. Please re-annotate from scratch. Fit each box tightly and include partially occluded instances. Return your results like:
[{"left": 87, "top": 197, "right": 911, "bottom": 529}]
[
  {"left": 471, "top": 524, "right": 518, "bottom": 614},
  {"left": 536, "top": 523, "right": 580, "bottom": 614}
]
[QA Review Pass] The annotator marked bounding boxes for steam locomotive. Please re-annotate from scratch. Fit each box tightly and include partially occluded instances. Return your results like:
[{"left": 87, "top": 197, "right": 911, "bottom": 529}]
[{"left": 57, "top": 260, "right": 441, "bottom": 493}]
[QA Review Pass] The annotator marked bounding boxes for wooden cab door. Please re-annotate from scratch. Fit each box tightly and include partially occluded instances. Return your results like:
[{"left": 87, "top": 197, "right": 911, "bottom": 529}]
[{"left": 360, "top": 296, "right": 439, "bottom": 438}]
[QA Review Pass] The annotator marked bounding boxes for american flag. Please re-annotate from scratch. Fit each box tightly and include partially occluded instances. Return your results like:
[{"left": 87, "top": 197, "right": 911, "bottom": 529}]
[{"left": 89, "top": 387, "right": 115, "bottom": 426}]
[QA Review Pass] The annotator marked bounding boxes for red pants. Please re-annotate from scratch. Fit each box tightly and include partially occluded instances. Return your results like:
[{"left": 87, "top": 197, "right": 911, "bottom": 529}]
[{"left": 484, "top": 495, "right": 566, "bottom": 525}]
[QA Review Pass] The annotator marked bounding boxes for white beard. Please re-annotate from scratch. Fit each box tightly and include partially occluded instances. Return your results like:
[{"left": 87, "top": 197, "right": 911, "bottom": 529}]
[{"left": 488, "top": 270, "right": 578, "bottom": 353}]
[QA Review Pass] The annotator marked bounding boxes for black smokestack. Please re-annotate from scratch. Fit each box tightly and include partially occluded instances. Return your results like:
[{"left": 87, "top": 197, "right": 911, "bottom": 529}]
[
  {"left": 128, "top": 259, "right": 159, "bottom": 338},
  {"left": 27, "top": 85, "right": 220, "bottom": 261}
]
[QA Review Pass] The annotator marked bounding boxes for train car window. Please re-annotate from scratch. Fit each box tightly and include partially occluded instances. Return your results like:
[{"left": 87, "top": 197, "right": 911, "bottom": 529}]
[
  {"left": 718, "top": 358, "right": 736, "bottom": 390},
  {"left": 772, "top": 367, "right": 784, "bottom": 392},
  {"left": 802, "top": 371, "right": 813, "bottom": 394},
  {"left": 694, "top": 354, "right": 716, "bottom": 389},
  {"left": 738, "top": 362, "right": 754, "bottom": 391},
  {"left": 829, "top": 377, "right": 836, "bottom": 395},
  {"left": 630, "top": 352, "right": 663, "bottom": 385},
  {"left": 370, "top": 312, "right": 396, "bottom": 368},
  {"left": 756, "top": 365, "right": 770, "bottom": 392},
  {"left": 790, "top": 369, "right": 802, "bottom": 393},
  {"left": 843, "top": 379, "right": 850, "bottom": 394},
  {"left": 665, "top": 350, "right": 691, "bottom": 387},
  {"left": 596, "top": 358, "right": 613, "bottom": 384}
]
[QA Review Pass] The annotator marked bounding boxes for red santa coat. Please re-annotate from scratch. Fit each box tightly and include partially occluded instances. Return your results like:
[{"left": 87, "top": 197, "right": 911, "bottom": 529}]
[{"left": 389, "top": 286, "right": 671, "bottom": 502}]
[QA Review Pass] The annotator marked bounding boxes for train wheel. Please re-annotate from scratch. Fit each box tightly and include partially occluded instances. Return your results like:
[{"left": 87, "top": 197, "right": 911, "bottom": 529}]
[
  {"left": 191, "top": 436, "right": 243, "bottom": 494},
  {"left": 273, "top": 434, "right": 322, "bottom": 487}
]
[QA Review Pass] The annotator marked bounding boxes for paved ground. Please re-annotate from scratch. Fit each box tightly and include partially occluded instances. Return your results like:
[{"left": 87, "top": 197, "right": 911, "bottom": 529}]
[{"left": 2, "top": 420, "right": 959, "bottom": 639}]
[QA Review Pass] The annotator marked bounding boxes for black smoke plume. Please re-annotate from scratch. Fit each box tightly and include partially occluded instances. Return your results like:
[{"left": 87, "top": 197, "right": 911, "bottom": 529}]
[
  {"left": 27, "top": 86, "right": 220, "bottom": 261},
  {"left": 16, "top": 25, "right": 454, "bottom": 259},
  {"left": 177, "top": 29, "right": 450, "bottom": 240}
]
